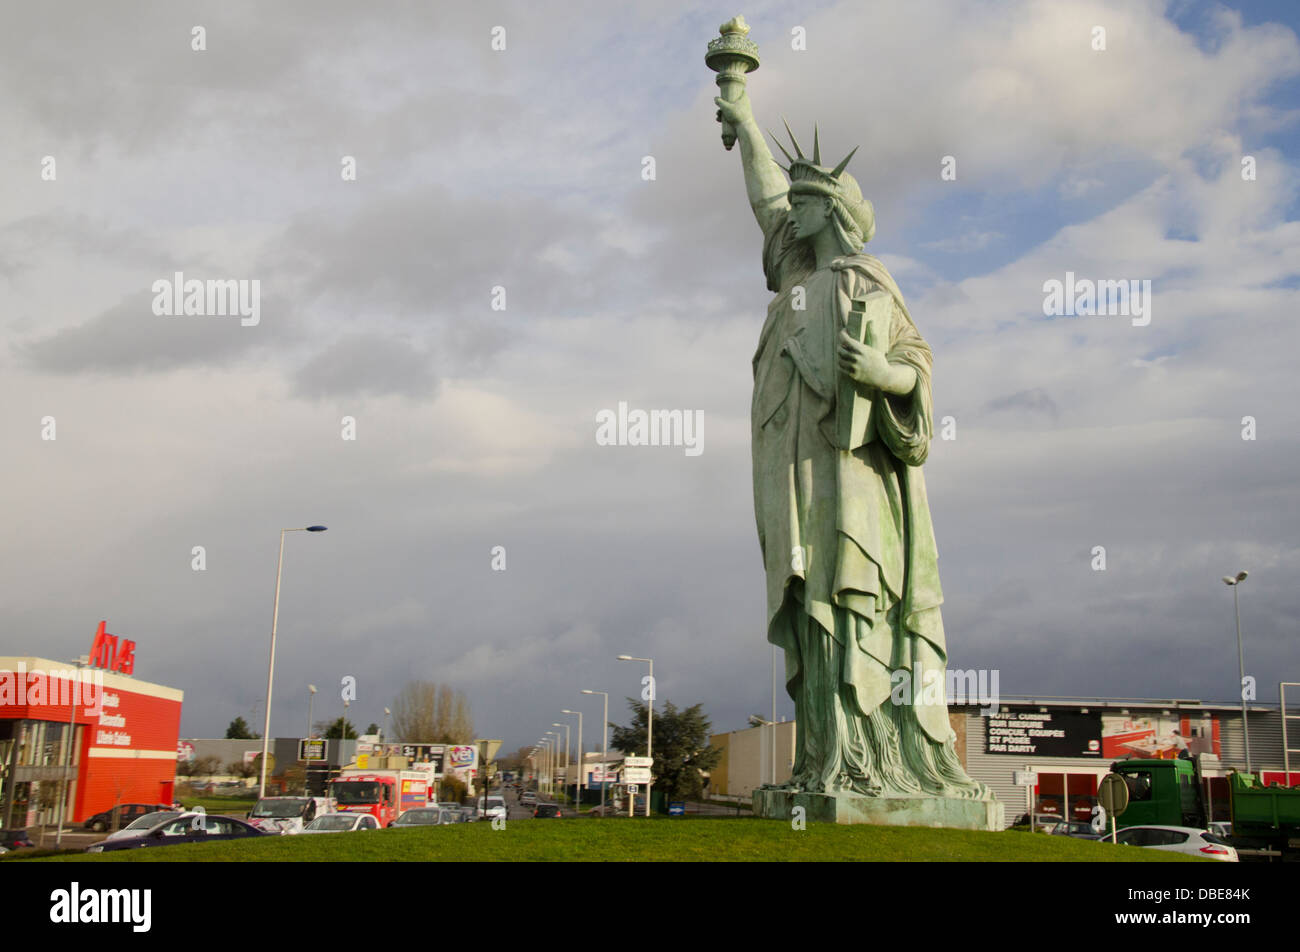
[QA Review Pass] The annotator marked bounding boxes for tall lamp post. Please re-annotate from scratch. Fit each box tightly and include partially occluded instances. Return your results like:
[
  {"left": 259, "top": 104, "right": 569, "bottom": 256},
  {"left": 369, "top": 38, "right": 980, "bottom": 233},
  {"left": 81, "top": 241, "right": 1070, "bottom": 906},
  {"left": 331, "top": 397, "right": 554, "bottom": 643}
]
[
  {"left": 552, "top": 722, "right": 570, "bottom": 803},
  {"left": 582, "top": 689, "right": 609, "bottom": 816},
  {"left": 1222, "top": 570, "right": 1252, "bottom": 774},
  {"left": 259, "top": 525, "right": 328, "bottom": 799},
  {"left": 617, "top": 655, "right": 654, "bottom": 816},
  {"left": 382, "top": 707, "right": 392, "bottom": 746},
  {"left": 561, "top": 709, "right": 583, "bottom": 807},
  {"left": 307, "top": 684, "right": 317, "bottom": 740},
  {"left": 545, "top": 731, "right": 558, "bottom": 796}
]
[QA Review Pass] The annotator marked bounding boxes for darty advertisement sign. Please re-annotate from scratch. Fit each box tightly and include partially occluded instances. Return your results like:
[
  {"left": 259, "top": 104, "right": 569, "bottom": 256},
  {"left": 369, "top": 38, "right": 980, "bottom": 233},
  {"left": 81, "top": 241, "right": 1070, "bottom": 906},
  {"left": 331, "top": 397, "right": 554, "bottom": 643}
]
[{"left": 985, "top": 708, "right": 1103, "bottom": 757}]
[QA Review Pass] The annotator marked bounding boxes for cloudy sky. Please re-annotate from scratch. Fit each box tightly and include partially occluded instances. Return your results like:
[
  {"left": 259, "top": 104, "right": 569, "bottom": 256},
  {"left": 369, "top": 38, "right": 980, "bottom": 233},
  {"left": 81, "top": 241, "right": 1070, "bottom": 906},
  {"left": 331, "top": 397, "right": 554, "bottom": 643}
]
[{"left": 2, "top": 0, "right": 1297, "bottom": 754}]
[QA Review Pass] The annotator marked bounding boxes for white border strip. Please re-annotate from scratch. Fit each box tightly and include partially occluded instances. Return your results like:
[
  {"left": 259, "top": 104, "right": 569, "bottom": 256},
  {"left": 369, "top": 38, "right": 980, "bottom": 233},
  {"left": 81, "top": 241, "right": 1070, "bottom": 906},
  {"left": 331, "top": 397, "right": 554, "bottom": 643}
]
[{"left": 88, "top": 748, "right": 179, "bottom": 760}]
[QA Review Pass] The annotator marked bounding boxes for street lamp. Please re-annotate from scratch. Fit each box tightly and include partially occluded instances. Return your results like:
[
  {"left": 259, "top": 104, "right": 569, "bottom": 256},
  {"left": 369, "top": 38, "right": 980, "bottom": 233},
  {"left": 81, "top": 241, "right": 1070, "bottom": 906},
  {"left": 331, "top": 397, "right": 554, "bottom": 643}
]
[
  {"left": 1222, "top": 570, "right": 1251, "bottom": 774},
  {"left": 382, "top": 707, "right": 392, "bottom": 746},
  {"left": 552, "top": 722, "right": 570, "bottom": 803},
  {"left": 562, "top": 709, "right": 583, "bottom": 807},
  {"left": 582, "top": 689, "right": 609, "bottom": 815},
  {"left": 307, "top": 684, "right": 317, "bottom": 740},
  {"left": 545, "top": 731, "right": 558, "bottom": 795},
  {"left": 259, "top": 525, "right": 328, "bottom": 799},
  {"left": 618, "top": 655, "right": 654, "bottom": 816}
]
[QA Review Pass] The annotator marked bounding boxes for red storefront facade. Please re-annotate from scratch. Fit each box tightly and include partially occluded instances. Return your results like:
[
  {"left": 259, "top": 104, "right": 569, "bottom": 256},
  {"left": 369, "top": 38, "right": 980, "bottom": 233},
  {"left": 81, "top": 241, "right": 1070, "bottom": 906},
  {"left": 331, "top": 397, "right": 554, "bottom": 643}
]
[{"left": 0, "top": 655, "right": 183, "bottom": 827}]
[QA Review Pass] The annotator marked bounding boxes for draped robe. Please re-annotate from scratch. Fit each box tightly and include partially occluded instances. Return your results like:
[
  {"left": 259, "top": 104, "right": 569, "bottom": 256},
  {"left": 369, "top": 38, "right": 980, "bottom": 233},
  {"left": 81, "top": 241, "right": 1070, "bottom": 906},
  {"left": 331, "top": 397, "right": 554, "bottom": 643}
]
[{"left": 751, "top": 209, "right": 990, "bottom": 799}]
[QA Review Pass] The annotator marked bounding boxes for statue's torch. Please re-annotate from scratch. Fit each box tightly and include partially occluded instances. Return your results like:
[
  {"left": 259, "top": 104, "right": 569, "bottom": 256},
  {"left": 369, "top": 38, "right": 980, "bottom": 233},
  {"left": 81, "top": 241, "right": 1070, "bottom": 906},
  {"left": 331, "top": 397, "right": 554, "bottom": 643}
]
[{"left": 706, "top": 15, "right": 760, "bottom": 151}]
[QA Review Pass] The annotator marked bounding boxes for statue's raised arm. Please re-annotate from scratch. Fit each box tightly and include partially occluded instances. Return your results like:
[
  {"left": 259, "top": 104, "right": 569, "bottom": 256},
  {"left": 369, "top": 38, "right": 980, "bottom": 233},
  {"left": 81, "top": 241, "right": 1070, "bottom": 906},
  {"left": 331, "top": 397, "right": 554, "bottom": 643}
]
[
  {"left": 707, "top": 16, "right": 788, "bottom": 236},
  {"left": 715, "top": 90, "right": 789, "bottom": 236}
]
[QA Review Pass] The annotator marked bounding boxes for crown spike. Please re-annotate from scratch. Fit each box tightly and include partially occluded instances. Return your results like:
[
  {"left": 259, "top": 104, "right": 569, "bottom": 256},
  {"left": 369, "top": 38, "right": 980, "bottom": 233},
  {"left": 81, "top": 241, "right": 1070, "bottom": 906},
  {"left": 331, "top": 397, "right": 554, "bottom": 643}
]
[
  {"left": 768, "top": 130, "right": 796, "bottom": 166},
  {"left": 830, "top": 145, "right": 859, "bottom": 178},
  {"left": 813, "top": 125, "right": 821, "bottom": 165},
  {"left": 781, "top": 117, "right": 804, "bottom": 160}
]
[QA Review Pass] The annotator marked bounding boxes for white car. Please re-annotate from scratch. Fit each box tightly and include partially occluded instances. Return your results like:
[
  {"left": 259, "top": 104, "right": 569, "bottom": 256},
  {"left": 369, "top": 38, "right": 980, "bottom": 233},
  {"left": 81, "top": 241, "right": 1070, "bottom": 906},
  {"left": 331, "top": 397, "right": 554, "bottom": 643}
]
[
  {"left": 301, "top": 812, "right": 380, "bottom": 834},
  {"left": 483, "top": 797, "right": 507, "bottom": 821},
  {"left": 1111, "top": 825, "right": 1238, "bottom": 861}
]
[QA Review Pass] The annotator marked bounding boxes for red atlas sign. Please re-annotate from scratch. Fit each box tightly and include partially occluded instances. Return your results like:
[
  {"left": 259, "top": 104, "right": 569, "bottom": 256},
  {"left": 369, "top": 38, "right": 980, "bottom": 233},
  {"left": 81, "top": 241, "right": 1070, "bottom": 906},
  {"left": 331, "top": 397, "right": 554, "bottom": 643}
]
[{"left": 88, "top": 620, "right": 135, "bottom": 674}]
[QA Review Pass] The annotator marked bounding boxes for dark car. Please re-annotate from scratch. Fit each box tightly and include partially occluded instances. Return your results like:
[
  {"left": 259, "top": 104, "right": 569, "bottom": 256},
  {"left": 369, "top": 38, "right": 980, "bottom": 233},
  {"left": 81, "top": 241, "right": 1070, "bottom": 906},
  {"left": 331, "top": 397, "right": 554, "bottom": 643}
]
[
  {"left": 1051, "top": 820, "right": 1102, "bottom": 839},
  {"left": 533, "top": 804, "right": 563, "bottom": 819},
  {"left": 83, "top": 802, "right": 171, "bottom": 833},
  {"left": 85, "top": 814, "right": 267, "bottom": 852},
  {"left": 0, "top": 828, "right": 35, "bottom": 850},
  {"left": 391, "top": 807, "right": 459, "bottom": 827}
]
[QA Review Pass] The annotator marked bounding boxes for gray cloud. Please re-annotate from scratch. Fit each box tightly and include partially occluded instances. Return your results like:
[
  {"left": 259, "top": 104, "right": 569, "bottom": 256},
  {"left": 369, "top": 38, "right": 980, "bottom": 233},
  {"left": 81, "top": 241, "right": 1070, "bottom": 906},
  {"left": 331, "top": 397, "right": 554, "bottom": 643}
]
[{"left": 293, "top": 333, "right": 437, "bottom": 400}]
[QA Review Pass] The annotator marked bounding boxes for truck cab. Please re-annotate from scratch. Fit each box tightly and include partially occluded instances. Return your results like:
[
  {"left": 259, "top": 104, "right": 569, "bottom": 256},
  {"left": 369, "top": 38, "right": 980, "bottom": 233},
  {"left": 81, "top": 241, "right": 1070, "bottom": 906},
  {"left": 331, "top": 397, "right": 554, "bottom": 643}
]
[
  {"left": 330, "top": 775, "right": 399, "bottom": 827},
  {"left": 1110, "top": 759, "right": 1204, "bottom": 829}
]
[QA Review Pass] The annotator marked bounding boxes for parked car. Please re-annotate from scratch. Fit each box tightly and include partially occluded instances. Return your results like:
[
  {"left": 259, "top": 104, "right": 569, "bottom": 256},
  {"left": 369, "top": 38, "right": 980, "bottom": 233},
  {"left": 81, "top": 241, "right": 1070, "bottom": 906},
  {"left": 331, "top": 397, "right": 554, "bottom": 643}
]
[
  {"left": 301, "top": 812, "right": 380, "bottom": 833},
  {"left": 391, "top": 807, "right": 459, "bottom": 827},
  {"left": 520, "top": 791, "right": 538, "bottom": 807},
  {"left": 1110, "top": 825, "right": 1238, "bottom": 861},
  {"left": 102, "top": 811, "right": 183, "bottom": 843},
  {"left": 1207, "top": 821, "right": 1232, "bottom": 839},
  {"left": 1050, "top": 820, "right": 1101, "bottom": 839},
  {"left": 533, "top": 803, "right": 563, "bottom": 819},
  {"left": 0, "top": 828, "right": 35, "bottom": 850},
  {"left": 86, "top": 814, "right": 267, "bottom": 852},
  {"left": 83, "top": 803, "right": 172, "bottom": 833}
]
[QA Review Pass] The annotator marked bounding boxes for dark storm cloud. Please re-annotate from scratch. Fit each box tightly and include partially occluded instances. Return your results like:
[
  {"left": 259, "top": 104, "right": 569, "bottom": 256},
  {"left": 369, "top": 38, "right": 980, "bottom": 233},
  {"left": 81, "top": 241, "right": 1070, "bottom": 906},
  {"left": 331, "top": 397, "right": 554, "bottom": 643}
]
[{"left": 15, "top": 292, "right": 298, "bottom": 374}]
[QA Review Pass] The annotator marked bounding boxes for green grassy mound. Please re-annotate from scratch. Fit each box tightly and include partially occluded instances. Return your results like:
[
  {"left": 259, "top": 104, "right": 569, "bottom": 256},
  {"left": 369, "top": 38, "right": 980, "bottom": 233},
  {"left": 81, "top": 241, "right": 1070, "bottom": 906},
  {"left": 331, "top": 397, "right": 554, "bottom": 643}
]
[{"left": 32, "top": 817, "right": 1205, "bottom": 862}]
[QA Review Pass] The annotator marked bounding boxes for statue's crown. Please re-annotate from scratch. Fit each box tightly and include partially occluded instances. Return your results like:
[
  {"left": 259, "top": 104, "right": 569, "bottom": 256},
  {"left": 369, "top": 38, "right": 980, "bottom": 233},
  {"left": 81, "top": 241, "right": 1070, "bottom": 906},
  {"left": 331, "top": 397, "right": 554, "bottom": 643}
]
[{"left": 771, "top": 120, "right": 859, "bottom": 199}]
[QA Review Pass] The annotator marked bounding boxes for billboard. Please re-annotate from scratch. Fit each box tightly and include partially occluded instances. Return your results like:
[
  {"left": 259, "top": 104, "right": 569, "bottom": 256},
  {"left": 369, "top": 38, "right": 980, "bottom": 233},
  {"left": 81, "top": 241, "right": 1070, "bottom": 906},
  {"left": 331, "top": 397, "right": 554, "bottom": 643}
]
[
  {"left": 384, "top": 743, "right": 445, "bottom": 774},
  {"left": 1101, "top": 713, "right": 1219, "bottom": 760},
  {"left": 984, "top": 708, "right": 1102, "bottom": 757},
  {"left": 444, "top": 745, "right": 477, "bottom": 780}
]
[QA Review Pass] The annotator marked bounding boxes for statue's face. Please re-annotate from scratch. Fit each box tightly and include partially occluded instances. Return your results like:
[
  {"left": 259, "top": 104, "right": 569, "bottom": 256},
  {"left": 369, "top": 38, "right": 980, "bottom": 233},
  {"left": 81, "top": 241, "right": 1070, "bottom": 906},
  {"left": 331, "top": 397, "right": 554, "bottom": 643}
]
[{"left": 789, "top": 193, "right": 832, "bottom": 239}]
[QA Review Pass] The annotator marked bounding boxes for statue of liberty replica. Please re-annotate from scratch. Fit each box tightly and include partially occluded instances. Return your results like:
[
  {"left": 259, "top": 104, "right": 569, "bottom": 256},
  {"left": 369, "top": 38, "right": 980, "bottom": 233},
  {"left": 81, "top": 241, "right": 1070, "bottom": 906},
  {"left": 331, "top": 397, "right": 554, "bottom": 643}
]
[{"left": 708, "top": 17, "right": 1001, "bottom": 827}]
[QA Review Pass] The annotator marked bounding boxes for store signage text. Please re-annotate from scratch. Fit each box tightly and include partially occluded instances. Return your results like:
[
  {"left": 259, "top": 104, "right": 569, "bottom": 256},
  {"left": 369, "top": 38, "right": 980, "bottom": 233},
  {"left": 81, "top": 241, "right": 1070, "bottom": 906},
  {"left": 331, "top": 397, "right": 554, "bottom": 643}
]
[{"left": 89, "top": 621, "right": 136, "bottom": 675}]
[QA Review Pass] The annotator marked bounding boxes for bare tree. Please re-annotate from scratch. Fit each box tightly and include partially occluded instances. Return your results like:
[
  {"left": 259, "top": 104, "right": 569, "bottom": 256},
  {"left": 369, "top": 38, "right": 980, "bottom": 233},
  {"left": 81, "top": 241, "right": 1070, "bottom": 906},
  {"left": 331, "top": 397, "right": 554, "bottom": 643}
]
[{"left": 391, "top": 681, "right": 475, "bottom": 743}]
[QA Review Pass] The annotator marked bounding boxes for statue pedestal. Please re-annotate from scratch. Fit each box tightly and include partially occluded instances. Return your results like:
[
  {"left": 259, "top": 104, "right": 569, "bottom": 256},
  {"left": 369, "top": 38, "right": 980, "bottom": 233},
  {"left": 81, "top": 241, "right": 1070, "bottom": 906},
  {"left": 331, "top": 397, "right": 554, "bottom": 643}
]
[{"left": 752, "top": 788, "right": 1005, "bottom": 831}]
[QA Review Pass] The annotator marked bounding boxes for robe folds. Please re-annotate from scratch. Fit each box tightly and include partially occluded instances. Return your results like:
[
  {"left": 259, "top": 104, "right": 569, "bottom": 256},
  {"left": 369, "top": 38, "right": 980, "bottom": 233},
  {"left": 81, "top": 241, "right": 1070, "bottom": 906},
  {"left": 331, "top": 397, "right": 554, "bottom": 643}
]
[{"left": 751, "top": 211, "right": 989, "bottom": 797}]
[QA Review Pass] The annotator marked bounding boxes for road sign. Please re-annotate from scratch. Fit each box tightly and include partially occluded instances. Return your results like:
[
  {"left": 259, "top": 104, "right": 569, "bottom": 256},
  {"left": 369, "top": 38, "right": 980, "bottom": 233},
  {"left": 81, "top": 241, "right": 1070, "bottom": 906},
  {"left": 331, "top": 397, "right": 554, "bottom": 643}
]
[
  {"left": 628, "top": 784, "right": 638, "bottom": 793},
  {"left": 624, "top": 756, "right": 653, "bottom": 768},
  {"left": 1099, "top": 773, "right": 1129, "bottom": 817},
  {"left": 668, "top": 801, "right": 685, "bottom": 816},
  {"left": 624, "top": 767, "right": 652, "bottom": 784},
  {"left": 1014, "top": 770, "right": 1038, "bottom": 786}
]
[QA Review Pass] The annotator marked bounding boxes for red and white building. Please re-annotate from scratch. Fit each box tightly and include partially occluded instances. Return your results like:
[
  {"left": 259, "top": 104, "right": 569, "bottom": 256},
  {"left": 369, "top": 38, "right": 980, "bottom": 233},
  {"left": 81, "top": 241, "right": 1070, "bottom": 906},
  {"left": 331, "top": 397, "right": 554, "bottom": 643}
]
[{"left": 0, "top": 623, "right": 183, "bottom": 828}]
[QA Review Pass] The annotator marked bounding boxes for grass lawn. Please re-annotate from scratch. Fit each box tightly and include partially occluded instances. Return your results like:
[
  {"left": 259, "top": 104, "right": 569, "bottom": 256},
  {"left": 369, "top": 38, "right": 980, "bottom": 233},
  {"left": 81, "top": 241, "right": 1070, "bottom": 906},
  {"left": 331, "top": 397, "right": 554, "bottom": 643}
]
[
  {"left": 27, "top": 817, "right": 1205, "bottom": 863},
  {"left": 178, "top": 796, "right": 258, "bottom": 815}
]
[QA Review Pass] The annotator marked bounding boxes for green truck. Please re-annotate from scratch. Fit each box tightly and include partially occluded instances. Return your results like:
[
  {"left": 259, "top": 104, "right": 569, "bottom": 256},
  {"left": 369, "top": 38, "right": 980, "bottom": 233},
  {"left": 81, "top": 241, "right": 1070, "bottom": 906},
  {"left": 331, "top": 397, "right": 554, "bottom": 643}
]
[{"left": 1110, "top": 758, "right": 1300, "bottom": 860}]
